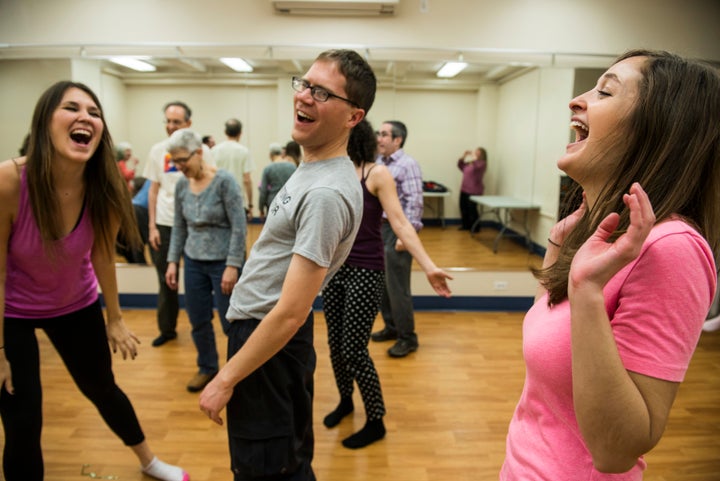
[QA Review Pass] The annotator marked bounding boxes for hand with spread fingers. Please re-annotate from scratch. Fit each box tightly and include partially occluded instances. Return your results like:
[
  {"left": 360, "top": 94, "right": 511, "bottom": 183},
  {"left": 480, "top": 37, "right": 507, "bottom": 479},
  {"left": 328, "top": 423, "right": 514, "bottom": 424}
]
[
  {"left": 106, "top": 318, "right": 141, "bottom": 360},
  {"left": 569, "top": 183, "right": 655, "bottom": 295}
]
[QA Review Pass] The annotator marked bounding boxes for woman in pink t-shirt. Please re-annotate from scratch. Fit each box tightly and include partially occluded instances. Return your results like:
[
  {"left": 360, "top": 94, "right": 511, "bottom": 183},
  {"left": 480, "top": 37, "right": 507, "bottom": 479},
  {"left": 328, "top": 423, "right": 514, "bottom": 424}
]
[{"left": 502, "top": 50, "right": 720, "bottom": 480}]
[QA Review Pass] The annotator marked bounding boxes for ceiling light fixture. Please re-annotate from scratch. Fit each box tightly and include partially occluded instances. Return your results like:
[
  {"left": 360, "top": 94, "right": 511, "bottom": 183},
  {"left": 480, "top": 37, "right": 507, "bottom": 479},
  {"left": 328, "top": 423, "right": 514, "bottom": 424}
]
[
  {"left": 220, "top": 57, "right": 254, "bottom": 72},
  {"left": 436, "top": 60, "right": 468, "bottom": 78},
  {"left": 109, "top": 56, "right": 156, "bottom": 72}
]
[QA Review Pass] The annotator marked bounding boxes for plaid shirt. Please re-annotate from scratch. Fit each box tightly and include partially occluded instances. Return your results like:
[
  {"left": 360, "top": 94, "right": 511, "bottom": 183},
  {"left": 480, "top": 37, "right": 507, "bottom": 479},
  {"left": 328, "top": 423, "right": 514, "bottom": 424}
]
[{"left": 377, "top": 149, "right": 424, "bottom": 231}]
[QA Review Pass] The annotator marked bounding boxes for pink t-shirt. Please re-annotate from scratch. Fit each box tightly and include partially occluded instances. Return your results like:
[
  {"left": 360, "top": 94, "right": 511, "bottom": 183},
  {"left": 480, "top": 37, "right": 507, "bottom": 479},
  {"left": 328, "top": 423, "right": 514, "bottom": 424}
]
[
  {"left": 5, "top": 169, "right": 97, "bottom": 318},
  {"left": 501, "top": 220, "right": 716, "bottom": 481}
]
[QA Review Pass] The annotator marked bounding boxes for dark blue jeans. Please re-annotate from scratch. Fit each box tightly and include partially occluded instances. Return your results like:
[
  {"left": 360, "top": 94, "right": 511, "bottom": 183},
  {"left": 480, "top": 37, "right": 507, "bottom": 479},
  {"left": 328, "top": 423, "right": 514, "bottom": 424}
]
[{"left": 184, "top": 256, "right": 234, "bottom": 374}]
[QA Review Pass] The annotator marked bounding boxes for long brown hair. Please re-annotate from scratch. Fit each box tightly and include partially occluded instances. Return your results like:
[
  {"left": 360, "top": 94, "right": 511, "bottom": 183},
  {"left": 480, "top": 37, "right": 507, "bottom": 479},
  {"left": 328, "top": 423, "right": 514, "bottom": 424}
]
[
  {"left": 538, "top": 49, "right": 720, "bottom": 305},
  {"left": 25, "top": 81, "right": 141, "bottom": 259}
]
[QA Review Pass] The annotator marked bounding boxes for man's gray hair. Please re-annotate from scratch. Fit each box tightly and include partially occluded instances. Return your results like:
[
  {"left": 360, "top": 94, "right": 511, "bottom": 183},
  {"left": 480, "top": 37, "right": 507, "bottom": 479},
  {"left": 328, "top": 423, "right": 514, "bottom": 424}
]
[
  {"left": 269, "top": 142, "right": 283, "bottom": 155},
  {"left": 167, "top": 128, "right": 202, "bottom": 152}
]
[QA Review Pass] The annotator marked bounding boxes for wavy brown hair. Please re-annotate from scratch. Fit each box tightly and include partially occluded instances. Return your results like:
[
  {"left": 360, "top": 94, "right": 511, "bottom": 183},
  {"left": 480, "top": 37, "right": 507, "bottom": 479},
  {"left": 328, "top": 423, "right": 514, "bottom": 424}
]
[
  {"left": 25, "top": 81, "right": 141, "bottom": 259},
  {"left": 538, "top": 49, "right": 720, "bottom": 305}
]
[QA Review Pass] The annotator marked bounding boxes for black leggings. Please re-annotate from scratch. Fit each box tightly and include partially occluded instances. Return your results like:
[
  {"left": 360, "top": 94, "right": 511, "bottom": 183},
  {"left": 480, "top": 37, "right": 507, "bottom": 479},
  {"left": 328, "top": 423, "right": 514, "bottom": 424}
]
[
  {"left": 323, "top": 264, "right": 386, "bottom": 421},
  {"left": 0, "top": 299, "right": 145, "bottom": 481}
]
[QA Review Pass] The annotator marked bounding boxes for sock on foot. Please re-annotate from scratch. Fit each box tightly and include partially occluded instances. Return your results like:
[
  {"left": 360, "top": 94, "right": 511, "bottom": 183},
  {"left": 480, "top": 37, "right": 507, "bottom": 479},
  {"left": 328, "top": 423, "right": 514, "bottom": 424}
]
[
  {"left": 142, "top": 456, "right": 190, "bottom": 481},
  {"left": 342, "top": 419, "right": 386, "bottom": 449},
  {"left": 323, "top": 397, "right": 354, "bottom": 428}
]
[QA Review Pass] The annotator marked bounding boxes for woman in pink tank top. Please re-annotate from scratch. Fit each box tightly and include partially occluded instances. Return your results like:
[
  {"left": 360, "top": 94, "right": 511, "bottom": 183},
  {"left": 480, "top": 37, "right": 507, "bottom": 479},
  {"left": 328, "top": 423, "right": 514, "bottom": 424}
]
[{"left": 0, "top": 81, "right": 189, "bottom": 481}]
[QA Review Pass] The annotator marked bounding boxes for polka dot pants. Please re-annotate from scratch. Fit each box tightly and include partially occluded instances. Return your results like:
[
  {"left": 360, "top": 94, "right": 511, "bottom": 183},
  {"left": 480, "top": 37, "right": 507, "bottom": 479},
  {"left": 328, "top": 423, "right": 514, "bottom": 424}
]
[{"left": 322, "top": 264, "right": 386, "bottom": 421}]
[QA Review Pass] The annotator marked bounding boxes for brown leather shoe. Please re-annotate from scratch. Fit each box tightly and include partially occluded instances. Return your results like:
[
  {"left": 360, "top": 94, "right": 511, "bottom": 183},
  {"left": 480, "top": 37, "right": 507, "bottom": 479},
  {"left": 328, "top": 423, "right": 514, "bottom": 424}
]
[{"left": 186, "top": 372, "right": 217, "bottom": 392}]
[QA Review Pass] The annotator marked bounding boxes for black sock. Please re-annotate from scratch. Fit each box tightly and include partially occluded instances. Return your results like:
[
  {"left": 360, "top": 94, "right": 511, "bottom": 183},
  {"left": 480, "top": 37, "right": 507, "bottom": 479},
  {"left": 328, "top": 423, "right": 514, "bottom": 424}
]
[
  {"left": 323, "top": 397, "right": 354, "bottom": 428},
  {"left": 342, "top": 419, "right": 386, "bottom": 449}
]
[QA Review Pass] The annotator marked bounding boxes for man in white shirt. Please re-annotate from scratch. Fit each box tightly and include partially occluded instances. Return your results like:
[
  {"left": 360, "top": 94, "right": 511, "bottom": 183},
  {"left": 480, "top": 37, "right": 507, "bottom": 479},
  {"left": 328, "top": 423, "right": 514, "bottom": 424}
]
[
  {"left": 211, "top": 118, "right": 254, "bottom": 218},
  {"left": 143, "top": 101, "right": 212, "bottom": 347}
]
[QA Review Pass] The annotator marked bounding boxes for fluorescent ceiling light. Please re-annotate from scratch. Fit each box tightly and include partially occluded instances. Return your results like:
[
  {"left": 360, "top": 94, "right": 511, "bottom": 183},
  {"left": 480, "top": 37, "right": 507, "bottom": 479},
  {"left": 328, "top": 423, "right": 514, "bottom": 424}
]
[
  {"left": 109, "top": 56, "right": 156, "bottom": 72},
  {"left": 436, "top": 61, "right": 468, "bottom": 78},
  {"left": 220, "top": 57, "right": 253, "bottom": 72}
]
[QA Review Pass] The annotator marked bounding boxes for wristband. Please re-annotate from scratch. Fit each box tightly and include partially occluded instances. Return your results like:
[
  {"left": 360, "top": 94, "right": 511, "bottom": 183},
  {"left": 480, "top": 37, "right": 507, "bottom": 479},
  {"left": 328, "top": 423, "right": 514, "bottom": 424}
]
[{"left": 547, "top": 238, "right": 561, "bottom": 248}]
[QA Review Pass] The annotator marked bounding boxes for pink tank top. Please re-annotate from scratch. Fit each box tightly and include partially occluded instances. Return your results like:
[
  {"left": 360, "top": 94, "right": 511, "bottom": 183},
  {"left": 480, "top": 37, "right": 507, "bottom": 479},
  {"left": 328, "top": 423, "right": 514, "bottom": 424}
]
[{"left": 5, "top": 168, "right": 98, "bottom": 318}]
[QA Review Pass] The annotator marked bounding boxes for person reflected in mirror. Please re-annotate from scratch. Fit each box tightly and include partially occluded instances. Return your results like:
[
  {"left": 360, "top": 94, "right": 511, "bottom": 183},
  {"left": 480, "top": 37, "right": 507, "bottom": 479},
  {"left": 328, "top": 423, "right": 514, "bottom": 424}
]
[
  {"left": 258, "top": 142, "right": 296, "bottom": 221},
  {"left": 457, "top": 147, "right": 487, "bottom": 231}
]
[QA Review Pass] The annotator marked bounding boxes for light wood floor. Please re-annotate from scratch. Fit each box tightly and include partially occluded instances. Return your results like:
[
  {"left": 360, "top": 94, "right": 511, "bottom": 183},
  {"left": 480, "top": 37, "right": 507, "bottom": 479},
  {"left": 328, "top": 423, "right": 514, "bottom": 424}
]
[
  {"left": 14, "top": 310, "right": 720, "bottom": 481},
  {"left": 126, "top": 223, "right": 544, "bottom": 273},
  {"left": 13, "top": 225, "right": 720, "bottom": 480}
]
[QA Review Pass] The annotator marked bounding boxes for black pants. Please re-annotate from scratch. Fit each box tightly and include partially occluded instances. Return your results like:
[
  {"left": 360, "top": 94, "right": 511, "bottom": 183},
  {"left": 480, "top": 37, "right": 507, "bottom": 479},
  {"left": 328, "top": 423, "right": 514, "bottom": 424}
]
[
  {"left": 459, "top": 191, "right": 480, "bottom": 230},
  {"left": 0, "top": 299, "right": 145, "bottom": 481},
  {"left": 149, "top": 224, "right": 179, "bottom": 337},
  {"left": 117, "top": 203, "right": 149, "bottom": 264},
  {"left": 226, "top": 314, "right": 316, "bottom": 481},
  {"left": 323, "top": 264, "right": 386, "bottom": 421}
]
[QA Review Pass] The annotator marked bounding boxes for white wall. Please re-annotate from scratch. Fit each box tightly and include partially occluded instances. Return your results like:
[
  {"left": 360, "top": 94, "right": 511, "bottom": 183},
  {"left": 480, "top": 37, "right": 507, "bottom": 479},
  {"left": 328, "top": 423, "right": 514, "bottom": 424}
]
[
  {"left": 125, "top": 83, "right": 279, "bottom": 178},
  {"left": 0, "top": 60, "right": 71, "bottom": 155},
  {"left": 2, "top": 0, "right": 718, "bottom": 62},
  {"left": 1, "top": 0, "right": 718, "bottom": 228}
]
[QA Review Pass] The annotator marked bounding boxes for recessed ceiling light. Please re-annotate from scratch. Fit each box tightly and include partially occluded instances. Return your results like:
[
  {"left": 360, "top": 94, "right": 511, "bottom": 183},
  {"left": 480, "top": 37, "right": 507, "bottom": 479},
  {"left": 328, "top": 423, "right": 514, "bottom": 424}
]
[
  {"left": 109, "top": 56, "right": 156, "bottom": 72},
  {"left": 436, "top": 61, "right": 468, "bottom": 78},
  {"left": 220, "top": 57, "right": 254, "bottom": 73}
]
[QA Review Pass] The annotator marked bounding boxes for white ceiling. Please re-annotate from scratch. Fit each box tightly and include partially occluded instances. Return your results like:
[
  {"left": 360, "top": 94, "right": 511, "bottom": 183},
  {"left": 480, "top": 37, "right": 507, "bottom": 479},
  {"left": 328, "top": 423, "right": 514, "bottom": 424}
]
[{"left": 0, "top": 42, "right": 622, "bottom": 89}]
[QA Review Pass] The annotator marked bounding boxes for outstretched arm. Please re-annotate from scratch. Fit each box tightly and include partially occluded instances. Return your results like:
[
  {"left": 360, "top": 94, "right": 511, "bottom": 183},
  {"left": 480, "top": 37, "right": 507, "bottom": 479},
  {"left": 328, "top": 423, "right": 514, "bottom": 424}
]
[{"left": 372, "top": 165, "right": 452, "bottom": 297}]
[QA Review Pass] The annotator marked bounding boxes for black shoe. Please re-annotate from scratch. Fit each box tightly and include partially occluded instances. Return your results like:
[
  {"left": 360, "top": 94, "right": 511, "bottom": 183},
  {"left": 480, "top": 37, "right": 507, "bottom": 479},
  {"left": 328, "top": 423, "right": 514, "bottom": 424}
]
[
  {"left": 371, "top": 328, "right": 398, "bottom": 343},
  {"left": 388, "top": 339, "right": 418, "bottom": 358},
  {"left": 152, "top": 333, "right": 177, "bottom": 347}
]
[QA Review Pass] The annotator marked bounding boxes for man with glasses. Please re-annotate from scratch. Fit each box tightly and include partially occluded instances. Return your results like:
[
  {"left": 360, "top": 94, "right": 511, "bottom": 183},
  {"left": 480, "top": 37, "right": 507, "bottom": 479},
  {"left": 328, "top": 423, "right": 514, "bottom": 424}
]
[
  {"left": 143, "top": 101, "right": 213, "bottom": 347},
  {"left": 199, "top": 50, "right": 376, "bottom": 481},
  {"left": 371, "top": 120, "right": 424, "bottom": 358}
]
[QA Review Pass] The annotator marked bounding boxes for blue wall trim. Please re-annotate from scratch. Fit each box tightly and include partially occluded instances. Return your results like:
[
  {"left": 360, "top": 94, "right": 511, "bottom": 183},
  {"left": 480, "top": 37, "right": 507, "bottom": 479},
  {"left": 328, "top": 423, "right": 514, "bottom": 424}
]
[{"left": 113, "top": 293, "right": 533, "bottom": 313}]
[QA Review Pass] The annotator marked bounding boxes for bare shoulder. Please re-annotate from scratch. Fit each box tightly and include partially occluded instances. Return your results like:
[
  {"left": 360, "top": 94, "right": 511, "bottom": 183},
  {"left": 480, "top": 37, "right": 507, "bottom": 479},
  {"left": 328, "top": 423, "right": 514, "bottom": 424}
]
[
  {"left": 0, "top": 158, "right": 23, "bottom": 209},
  {"left": 366, "top": 163, "right": 394, "bottom": 193}
]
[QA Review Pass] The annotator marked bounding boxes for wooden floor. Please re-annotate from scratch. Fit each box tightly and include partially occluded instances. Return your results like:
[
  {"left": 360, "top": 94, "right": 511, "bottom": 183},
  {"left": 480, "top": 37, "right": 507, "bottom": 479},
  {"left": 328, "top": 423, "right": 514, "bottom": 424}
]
[
  {"left": 123, "top": 223, "right": 544, "bottom": 273},
  {"left": 13, "top": 311, "right": 720, "bottom": 481},
  {"left": 10, "top": 225, "right": 720, "bottom": 480}
]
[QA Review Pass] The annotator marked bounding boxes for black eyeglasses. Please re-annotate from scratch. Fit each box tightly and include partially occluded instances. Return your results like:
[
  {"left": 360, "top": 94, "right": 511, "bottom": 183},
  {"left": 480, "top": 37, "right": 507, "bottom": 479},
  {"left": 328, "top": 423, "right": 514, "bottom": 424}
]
[
  {"left": 291, "top": 77, "right": 359, "bottom": 108},
  {"left": 171, "top": 151, "right": 196, "bottom": 165}
]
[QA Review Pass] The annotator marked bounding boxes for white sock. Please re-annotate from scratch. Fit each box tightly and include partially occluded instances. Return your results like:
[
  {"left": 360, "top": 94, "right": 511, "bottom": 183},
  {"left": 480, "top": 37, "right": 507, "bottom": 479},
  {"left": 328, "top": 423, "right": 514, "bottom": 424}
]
[{"left": 142, "top": 456, "right": 189, "bottom": 481}]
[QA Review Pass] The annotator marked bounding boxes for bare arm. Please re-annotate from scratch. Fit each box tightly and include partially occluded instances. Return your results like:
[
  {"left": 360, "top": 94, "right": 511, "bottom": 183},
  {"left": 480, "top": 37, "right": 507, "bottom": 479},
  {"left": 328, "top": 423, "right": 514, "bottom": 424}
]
[
  {"left": 568, "top": 184, "right": 675, "bottom": 472},
  {"left": 199, "top": 253, "right": 327, "bottom": 425},
  {"left": 147, "top": 181, "right": 160, "bottom": 250},
  {"left": 370, "top": 165, "right": 452, "bottom": 297},
  {"left": 243, "top": 173, "right": 253, "bottom": 213},
  {"left": 91, "top": 215, "right": 140, "bottom": 360},
  {"left": 0, "top": 159, "right": 20, "bottom": 395}
]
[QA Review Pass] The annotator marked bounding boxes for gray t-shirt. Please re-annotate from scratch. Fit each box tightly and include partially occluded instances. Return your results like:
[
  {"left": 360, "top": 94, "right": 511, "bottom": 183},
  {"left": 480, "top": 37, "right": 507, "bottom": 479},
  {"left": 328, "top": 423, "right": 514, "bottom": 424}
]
[{"left": 226, "top": 156, "right": 362, "bottom": 321}]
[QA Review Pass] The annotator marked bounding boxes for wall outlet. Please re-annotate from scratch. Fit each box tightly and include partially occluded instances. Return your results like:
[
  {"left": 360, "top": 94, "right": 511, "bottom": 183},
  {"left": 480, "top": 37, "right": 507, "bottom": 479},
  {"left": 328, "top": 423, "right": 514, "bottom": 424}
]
[{"left": 494, "top": 281, "right": 509, "bottom": 290}]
